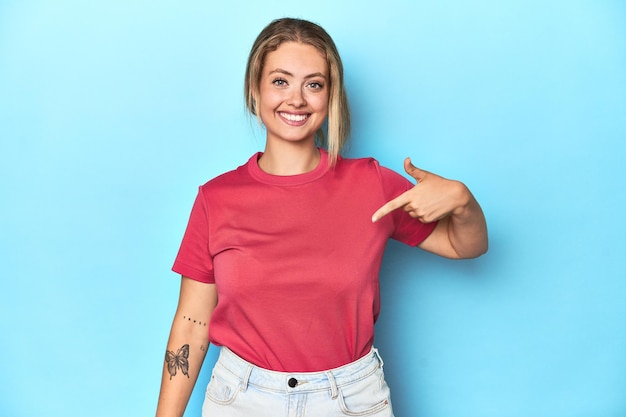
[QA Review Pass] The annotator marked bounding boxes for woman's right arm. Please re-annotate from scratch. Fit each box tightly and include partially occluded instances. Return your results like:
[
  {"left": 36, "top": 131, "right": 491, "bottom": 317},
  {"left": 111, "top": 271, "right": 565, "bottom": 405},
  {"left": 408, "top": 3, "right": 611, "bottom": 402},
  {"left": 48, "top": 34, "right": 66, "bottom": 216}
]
[{"left": 156, "top": 276, "right": 218, "bottom": 417}]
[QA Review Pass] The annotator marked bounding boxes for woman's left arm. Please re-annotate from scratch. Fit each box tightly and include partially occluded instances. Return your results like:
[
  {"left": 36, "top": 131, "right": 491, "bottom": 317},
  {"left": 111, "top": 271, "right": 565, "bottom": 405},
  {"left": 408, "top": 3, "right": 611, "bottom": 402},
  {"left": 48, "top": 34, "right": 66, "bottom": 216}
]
[{"left": 372, "top": 158, "right": 488, "bottom": 259}]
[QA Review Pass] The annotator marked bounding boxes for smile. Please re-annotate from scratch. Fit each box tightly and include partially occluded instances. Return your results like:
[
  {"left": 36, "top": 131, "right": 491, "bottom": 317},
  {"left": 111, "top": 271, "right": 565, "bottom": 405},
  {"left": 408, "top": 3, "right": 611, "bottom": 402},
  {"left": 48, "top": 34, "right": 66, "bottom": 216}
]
[{"left": 278, "top": 112, "right": 309, "bottom": 123}]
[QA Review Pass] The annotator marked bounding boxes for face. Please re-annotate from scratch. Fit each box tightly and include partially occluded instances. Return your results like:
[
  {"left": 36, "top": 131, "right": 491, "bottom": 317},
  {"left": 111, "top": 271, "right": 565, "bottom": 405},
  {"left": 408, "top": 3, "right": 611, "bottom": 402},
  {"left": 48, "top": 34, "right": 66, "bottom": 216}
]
[{"left": 257, "top": 42, "right": 329, "bottom": 147}]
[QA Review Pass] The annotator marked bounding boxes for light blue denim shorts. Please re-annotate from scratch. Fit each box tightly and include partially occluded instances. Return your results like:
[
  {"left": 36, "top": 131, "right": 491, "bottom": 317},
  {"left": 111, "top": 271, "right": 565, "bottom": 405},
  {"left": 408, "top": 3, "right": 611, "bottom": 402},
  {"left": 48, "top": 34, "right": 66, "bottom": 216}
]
[{"left": 202, "top": 346, "right": 394, "bottom": 417}]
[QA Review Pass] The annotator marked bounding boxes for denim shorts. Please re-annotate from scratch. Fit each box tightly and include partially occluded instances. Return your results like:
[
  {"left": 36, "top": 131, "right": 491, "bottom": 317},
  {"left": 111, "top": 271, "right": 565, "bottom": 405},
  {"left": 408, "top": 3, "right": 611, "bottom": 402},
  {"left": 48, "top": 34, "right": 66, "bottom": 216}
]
[{"left": 202, "top": 347, "right": 394, "bottom": 417}]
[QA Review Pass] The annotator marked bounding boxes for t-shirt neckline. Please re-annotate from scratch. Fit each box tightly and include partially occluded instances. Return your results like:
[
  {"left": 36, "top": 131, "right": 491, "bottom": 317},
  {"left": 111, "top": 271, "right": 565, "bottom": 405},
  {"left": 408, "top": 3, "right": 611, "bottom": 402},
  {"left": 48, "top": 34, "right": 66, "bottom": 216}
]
[{"left": 247, "top": 148, "right": 331, "bottom": 186}]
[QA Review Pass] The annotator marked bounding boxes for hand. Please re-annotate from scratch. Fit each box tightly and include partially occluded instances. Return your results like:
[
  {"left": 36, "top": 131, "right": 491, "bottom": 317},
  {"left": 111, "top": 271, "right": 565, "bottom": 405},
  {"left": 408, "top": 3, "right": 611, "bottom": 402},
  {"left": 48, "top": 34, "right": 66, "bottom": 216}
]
[{"left": 371, "top": 158, "right": 470, "bottom": 223}]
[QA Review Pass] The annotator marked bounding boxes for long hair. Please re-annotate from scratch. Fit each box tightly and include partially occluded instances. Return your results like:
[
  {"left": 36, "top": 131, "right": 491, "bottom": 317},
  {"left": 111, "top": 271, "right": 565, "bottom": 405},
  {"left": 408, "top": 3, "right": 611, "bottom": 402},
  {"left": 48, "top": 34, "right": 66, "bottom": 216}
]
[{"left": 244, "top": 18, "right": 350, "bottom": 165}]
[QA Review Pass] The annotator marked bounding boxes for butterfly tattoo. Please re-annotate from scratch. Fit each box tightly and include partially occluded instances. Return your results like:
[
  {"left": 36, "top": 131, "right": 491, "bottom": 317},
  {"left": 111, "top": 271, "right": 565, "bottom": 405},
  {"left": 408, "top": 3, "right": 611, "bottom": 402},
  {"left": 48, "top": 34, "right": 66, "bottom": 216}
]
[{"left": 165, "top": 344, "right": 190, "bottom": 380}]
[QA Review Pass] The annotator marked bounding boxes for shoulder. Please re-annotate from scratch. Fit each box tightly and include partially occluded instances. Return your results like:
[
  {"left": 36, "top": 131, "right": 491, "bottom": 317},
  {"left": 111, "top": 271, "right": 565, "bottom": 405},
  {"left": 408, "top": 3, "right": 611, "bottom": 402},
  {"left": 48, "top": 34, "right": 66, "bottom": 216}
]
[
  {"left": 198, "top": 153, "right": 258, "bottom": 193},
  {"left": 336, "top": 154, "right": 403, "bottom": 182},
  {"left": 337, "top": 155, "right": 413, "bottom": 200},
  {"left": 335, "top": 154, "right": 380, "bottom": 173}
]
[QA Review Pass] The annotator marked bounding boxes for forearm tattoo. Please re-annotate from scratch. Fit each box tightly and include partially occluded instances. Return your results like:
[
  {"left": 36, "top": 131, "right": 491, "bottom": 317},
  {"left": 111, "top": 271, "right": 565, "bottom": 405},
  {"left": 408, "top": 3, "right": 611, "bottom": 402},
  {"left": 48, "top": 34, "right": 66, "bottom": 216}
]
[
  {"left": 165, "top": 344, "right": 190, "bottom": 380},
  {"left": 183, "top": 315, "right": 207, "bottom": 327},
  {"left": 164, "top": 316, "right": 207, "bottom": 379}
]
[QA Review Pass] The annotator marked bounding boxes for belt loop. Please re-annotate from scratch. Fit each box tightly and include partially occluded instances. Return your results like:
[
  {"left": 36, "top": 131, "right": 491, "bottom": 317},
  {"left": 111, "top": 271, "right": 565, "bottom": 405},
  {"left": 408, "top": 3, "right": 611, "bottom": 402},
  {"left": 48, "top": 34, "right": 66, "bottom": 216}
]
[
  {"left": 240, "top": 365, "right": 253, "bottom": 392},
  {"left": 325, "top": 371, "right": 338, "bottom": 399},
  {"left": 373, "top": 348, "right": 384, "bottom": 368}
]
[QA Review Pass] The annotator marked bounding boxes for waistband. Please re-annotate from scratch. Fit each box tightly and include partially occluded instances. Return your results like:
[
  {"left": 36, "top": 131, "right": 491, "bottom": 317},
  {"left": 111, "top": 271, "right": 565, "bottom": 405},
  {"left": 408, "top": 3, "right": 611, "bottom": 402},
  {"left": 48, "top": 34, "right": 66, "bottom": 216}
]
[{"left": 214, "top": 347, "right": 384, "bottom": 397}]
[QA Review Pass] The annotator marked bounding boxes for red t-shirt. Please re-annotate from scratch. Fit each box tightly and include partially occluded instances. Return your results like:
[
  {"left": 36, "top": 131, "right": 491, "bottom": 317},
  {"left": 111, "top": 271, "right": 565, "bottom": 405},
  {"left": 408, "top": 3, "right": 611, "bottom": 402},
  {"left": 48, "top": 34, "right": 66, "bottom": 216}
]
[{"left": 172, "top": 149, "right": 436, "bottom": 372}]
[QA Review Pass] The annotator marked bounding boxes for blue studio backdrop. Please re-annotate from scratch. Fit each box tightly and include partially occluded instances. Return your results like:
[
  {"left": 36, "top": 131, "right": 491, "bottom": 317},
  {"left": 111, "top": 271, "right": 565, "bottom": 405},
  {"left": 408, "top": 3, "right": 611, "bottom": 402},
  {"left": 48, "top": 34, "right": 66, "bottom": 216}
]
[{"left": 1, "top": 1, "right": 625, "bottom": 416}]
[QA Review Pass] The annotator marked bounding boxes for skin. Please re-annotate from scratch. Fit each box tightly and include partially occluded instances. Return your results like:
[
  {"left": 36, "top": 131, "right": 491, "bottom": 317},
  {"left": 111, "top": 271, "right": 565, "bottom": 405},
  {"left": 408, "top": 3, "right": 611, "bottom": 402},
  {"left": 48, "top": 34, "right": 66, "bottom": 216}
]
[
  {"left": 156, "top": 278, "right": 217, "bottom": 417},
  {"left": 373, "top": 157, "right": 488, "bottom": 259},
  {"left": 155, "top": 40, "right": 487, "bottom": 417},
  {"left": 255, "top": 42, "right": 329, "bottom": 175}
]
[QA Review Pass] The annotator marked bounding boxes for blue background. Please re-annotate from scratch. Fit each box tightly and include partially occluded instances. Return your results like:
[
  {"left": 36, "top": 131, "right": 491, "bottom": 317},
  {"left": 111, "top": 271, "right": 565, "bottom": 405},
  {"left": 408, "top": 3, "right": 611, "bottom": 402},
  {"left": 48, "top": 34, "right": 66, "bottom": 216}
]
[{"left": 1, "top": 1, "right": 625, "bottom": 416}]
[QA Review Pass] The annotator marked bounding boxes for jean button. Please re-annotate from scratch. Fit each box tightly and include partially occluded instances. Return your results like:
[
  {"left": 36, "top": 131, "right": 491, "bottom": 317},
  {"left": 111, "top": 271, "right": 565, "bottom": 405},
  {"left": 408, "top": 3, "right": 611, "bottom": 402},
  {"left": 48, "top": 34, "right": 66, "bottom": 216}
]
[{"left": 288, "top": 377, "right": 298, "bottom": 387}]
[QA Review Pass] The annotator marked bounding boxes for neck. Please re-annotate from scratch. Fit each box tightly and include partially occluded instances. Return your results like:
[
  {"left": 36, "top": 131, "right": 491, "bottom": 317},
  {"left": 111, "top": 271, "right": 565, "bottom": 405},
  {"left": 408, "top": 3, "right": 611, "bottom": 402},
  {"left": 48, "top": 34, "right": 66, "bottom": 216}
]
[{"left": 258, "top": 141, "right": 320, "bottom": 175}]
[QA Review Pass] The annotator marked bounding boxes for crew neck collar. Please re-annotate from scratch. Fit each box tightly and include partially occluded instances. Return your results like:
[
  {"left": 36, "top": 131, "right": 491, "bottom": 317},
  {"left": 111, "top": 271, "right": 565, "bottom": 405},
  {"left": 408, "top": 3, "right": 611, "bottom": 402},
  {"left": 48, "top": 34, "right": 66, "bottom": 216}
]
[{"left": 248, "top": 148, "right": 330, "bottom": 186}]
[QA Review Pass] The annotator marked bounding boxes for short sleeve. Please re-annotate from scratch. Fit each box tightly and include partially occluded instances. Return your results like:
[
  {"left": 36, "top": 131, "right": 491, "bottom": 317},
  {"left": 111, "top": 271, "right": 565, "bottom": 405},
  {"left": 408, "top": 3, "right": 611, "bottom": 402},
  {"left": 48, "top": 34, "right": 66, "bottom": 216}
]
[
  {"left": 171, "top": 187, "right": 215, "bottom": 283},
  {"left": 377, "top": 165, "right": 438, "bottom": 246}
]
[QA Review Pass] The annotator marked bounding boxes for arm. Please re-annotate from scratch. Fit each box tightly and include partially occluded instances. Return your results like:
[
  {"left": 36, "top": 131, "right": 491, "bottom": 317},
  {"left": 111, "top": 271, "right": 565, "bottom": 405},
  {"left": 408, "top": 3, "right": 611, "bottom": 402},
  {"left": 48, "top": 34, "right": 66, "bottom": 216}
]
[
  {"left": 156, "top": 277, "right": 218, "bottom": 417},
  {"left": 372, "top": 158, "right": 488, "bottom": 259},
  {"left": 416, "top": 183, "right": 487, "bottom": 259}
]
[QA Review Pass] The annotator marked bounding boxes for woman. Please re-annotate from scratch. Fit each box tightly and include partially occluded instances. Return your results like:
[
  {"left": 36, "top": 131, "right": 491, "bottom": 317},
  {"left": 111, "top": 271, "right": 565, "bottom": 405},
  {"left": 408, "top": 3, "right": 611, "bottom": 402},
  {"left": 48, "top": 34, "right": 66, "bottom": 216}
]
[{"left": 156, "top": 17, "right": 487, "bottom": 417}]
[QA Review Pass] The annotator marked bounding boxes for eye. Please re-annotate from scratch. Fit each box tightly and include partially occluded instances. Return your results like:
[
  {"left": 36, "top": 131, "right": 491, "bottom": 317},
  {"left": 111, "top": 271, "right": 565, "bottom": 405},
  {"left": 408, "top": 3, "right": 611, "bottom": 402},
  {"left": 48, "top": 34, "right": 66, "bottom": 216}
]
[
  {"left": 307, "top": 81, "right": 324, "bottom": 90},
  {"left": 272, "top": 78, "right": 288, "bottom": 87}
]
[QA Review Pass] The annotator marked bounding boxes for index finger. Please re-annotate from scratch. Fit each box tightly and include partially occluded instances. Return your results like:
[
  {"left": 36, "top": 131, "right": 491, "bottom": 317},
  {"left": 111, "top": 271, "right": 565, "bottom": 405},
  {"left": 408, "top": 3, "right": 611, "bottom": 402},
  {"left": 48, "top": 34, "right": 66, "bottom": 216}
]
[{"left": 371, "top": 193, "right": 410, "bottom": 223}]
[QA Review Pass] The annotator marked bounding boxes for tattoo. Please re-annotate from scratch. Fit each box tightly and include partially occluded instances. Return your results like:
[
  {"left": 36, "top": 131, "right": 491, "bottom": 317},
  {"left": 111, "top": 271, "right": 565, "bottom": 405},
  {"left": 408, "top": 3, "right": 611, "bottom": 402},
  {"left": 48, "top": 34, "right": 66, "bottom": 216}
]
[
  {"left": 165, "top": 344, "right": 190, "bottom": 380},
  {"left": 183, "top": 315, "right": 207, "bottom": 327},
  {"left": 200, "top": 344, "right": 206, "bottom": 352}
]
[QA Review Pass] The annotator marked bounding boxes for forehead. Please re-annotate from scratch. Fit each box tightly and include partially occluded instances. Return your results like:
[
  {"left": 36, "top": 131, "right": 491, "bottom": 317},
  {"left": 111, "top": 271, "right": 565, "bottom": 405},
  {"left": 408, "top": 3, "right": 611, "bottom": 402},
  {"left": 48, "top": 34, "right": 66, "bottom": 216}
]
[{"left": 263, "top": 42, "right": 328, "bottom": 76}]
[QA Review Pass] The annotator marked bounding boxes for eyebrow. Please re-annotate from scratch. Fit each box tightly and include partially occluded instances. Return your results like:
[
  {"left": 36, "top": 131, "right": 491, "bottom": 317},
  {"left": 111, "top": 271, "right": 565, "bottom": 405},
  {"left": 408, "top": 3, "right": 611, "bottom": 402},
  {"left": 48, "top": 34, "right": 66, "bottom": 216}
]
[{"left": 269, "top": 68, "right": 327, "bottom": 79}]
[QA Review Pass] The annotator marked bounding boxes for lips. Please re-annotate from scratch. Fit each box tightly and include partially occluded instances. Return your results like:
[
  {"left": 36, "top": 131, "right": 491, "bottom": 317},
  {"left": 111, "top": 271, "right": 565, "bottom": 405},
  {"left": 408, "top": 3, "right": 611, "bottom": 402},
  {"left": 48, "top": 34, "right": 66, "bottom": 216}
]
[{"left": 278, "top": 111, "right": 310, "bottom": 125}]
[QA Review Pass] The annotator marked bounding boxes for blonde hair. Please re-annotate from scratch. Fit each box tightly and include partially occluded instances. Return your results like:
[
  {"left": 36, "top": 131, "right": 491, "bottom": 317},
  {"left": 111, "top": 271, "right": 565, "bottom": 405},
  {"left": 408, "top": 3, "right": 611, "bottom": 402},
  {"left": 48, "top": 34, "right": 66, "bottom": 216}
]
[{"left": 244, "top": 18, "right": 350, "bottom": 165}]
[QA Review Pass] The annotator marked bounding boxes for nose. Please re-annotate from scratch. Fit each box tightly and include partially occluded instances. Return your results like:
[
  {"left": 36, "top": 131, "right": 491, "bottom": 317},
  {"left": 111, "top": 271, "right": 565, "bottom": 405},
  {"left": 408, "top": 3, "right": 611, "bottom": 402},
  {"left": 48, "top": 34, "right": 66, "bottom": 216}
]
[{"left": 286, "top": 87, "right": 306, "bottom": 107}]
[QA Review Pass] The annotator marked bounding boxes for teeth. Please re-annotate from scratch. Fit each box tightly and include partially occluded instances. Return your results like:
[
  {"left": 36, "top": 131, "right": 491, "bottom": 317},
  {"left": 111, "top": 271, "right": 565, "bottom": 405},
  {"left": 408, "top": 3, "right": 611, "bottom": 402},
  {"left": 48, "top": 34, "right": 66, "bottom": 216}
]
[{"left": 280, "top": 112, "right": 308, "bottom": 122}]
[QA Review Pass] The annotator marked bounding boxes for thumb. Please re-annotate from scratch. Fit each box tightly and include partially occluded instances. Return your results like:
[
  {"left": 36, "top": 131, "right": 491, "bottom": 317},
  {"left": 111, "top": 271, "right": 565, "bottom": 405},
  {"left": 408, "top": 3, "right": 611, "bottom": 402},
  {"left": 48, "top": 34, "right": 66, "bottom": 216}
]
[{"left": 404, "top": 157, "right": 427, "bottom": 182}]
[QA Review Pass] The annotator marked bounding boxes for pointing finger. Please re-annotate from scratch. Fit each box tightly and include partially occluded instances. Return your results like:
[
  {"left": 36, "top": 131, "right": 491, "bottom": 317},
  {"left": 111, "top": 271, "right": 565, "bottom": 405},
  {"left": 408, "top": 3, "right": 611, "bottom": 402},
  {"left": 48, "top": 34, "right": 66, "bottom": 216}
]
[{"left": 371, "top": 193, "right": 410, "bottom": 223}]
